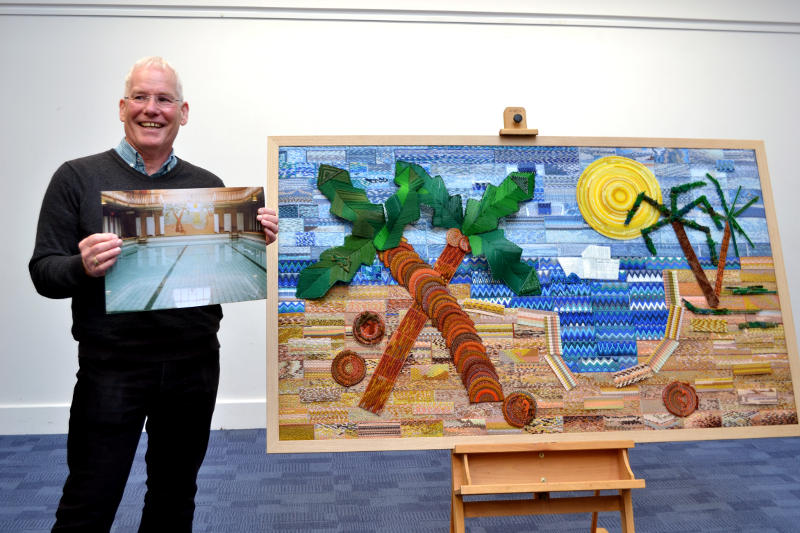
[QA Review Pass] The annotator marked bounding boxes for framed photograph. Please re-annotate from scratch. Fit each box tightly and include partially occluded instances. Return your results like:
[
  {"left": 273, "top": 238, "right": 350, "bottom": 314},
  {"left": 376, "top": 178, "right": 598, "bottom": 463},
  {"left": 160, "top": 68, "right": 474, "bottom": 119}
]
[
  {"left": 268, "top": 136, "right": 799, "bottom": 452},
  {"left": 103, "top": 186, "right": 266, "bottom": 312}
]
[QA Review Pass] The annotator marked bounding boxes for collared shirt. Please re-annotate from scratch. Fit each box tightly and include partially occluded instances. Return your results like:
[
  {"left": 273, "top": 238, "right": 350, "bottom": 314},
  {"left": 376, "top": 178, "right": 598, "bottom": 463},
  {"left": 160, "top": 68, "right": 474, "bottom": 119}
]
[{"left": 114, "top": 138, "right": 178, "bottom": 178}]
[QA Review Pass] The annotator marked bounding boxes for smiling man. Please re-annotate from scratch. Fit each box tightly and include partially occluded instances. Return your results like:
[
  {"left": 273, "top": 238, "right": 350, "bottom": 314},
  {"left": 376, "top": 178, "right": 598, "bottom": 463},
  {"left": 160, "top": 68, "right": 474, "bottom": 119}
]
[
  {"left": 120, "top": 61, "right": 188, "bottom": 176},
  {"left": 29, "top": 57, "right": 279, "bottom": 533}
]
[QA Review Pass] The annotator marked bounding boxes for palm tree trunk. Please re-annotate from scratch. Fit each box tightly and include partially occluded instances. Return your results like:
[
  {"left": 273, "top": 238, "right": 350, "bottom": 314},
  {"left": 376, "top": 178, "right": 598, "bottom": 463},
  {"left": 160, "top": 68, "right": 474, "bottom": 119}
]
[
  {"left": 714, "top": 221, "right": 731, "bottom": 297},
  {"left": 671, "top": 220, "right": 719, "bottom": 308},
  {"left": 359, "top": 229, "right": 503, "bottom": 414}
]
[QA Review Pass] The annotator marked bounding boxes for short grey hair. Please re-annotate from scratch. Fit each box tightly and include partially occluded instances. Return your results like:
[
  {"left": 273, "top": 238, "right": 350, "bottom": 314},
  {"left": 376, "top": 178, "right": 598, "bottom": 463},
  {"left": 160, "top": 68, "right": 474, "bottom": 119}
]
[{"left": 124, "top": 56, "right": 184, "bottom": 100}]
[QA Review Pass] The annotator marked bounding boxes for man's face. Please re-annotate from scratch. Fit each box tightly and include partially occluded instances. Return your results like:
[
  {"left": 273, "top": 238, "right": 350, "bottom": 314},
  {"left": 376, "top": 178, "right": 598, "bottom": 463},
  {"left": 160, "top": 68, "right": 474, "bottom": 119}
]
[{"left": 119, "top": 65, "right": 188, "bottom": 157}]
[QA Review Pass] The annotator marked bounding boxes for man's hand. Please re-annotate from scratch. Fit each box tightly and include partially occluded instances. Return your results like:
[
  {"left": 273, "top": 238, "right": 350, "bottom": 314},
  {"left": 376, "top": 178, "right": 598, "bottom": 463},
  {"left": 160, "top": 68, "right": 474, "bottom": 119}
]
[
  {"left": 257, "top": 207, "right": 278, "bottom": 246},
  {"left": 79, "top": 233, "right": 122, "bottom": 277}
]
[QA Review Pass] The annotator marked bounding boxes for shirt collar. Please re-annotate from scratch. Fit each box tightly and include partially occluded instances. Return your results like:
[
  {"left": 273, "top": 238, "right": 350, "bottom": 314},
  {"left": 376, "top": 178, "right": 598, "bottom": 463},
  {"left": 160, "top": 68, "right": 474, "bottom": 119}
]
[{"left": 114, "top": 138, "right": 178, "bottom": 178}]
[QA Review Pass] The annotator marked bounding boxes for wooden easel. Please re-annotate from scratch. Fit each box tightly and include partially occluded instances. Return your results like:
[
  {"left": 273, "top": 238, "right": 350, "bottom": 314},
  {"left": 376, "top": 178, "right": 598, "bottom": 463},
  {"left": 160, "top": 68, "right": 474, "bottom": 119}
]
[{"left": 450, "top": 441, "right": 645, "bottom": 533}]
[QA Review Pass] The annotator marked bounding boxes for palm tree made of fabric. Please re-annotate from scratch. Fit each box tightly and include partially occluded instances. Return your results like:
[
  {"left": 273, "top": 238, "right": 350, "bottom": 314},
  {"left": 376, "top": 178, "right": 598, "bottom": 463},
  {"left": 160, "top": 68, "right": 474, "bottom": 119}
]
[
  {"left": 295, "top": 161, "right": 540, "bottom": 413},
  {"left": 702, "top": 173, "right": 759, "bottom": 297},
  {"left": 625, "top": 179, "right": 723, "bottom": 308},
  {"left": 624, "top": 174, "right": 760, "bottom": 311}
]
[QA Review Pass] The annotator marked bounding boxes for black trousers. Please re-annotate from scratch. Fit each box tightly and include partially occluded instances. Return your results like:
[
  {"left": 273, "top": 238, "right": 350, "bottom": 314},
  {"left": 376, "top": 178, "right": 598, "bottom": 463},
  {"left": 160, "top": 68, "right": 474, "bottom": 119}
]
[{"left": 52, "top": 351, "right": 220, "bottom": 533}]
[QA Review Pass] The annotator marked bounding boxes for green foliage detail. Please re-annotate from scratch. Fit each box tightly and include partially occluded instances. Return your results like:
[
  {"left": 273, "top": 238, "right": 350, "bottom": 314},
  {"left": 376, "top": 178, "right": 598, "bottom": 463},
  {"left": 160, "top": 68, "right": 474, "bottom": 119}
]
[
  {"left": 299, "top": 162, "right": 540, "bottom": 299},
  {"left": 295, "top": 236, "right": 377, "bottom": 299},
  {"left": 703, "top": 173, "right": 758, "bottom": 258},
  {"left": 418, "top": 171, "right": 464, "bottom": 230},
  {"left": 738, "top": 321, "right": 779, "bottom": 330},
  {"left": 681, "top": 298, "right": 732, "bottom": 315},
  {"left": 460, "top": 171, "right": 536, "bottom": 236},
  {"left": 317, "top": 164, "right": 385, "bottom": 239},
  {"left": 470, "top": 229, "right": 541, "bottom": 295},
  {"left": 373, "top": 161, "right": 425, "bottom": 250}
]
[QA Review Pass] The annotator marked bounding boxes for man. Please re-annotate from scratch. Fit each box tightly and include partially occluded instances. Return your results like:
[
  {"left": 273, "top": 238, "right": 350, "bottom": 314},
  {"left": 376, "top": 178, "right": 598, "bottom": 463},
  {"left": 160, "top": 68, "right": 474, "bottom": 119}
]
[{"left": 29, "top": 56, "right": 279, "bottom": 532}]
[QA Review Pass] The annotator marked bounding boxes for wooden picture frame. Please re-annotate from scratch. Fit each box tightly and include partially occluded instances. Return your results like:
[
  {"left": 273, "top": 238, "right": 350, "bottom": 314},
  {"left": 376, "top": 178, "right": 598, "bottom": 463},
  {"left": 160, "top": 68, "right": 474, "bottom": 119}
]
[{"left": 267, "top": 136, "right": 799, "bottom": 453}]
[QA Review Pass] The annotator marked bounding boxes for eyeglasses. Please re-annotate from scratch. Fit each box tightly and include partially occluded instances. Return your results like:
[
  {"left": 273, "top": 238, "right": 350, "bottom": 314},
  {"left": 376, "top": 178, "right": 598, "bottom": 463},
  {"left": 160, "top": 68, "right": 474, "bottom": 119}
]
[{"left": 124, "top": 94, "right": 182, "bottom": 108}]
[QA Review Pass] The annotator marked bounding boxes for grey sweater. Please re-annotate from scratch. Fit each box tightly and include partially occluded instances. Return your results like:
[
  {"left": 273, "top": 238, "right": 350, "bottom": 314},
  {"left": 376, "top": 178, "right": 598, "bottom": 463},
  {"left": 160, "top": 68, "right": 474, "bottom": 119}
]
[{"left": 29, "top": 149, "right": 224, "bottom": 360}]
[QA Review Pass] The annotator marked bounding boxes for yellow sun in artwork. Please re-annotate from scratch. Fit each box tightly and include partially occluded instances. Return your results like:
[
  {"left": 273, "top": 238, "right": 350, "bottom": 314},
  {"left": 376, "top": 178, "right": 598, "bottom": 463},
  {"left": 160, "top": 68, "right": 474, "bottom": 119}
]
[{"left": 576, "top": 155, "right": 663, "bottom": 240}]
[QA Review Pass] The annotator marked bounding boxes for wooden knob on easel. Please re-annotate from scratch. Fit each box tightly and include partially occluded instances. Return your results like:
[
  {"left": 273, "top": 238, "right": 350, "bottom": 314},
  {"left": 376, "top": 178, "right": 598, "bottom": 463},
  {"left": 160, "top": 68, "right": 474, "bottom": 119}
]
[{"left": 500, "top": 107, "right": 538, "bottom": 136}]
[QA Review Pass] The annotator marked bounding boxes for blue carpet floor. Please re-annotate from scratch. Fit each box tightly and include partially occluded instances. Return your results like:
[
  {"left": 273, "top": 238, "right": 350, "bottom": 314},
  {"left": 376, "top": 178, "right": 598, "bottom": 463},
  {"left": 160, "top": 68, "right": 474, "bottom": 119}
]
[{"left": 1, "top": 430, "right": 799, "bottom": 532}]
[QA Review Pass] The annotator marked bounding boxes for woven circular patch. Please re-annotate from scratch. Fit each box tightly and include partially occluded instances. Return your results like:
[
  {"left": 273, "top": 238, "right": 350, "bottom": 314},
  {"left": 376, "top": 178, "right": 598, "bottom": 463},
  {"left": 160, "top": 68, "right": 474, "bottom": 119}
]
[
  {"left": 468, "top": 377, "right": 504, "bottom": 403},
  {"left": 408, "top": 268, "right": 440, "bottom": 301},
  {"left": 433, "top": 301, "right": 462, "bottom": 331},
  {"left": 502, "top": 391, "right": 537, "bottom": 427},
  {"left": 662, "top": 381, "right": 698, "bottom": 417},
  {"left": 381, "top": 245, "right": 405, "bottom": 268},
  {"left": 450, "top": 332, "right": 484, "bottom": 360},
  {"left": 463, "top": 360, "right": 498, "bottom": 384},
  {"left": 352, "top": 311, "right": 385, "bottom": 346},
  {"left": 439, "top": 307, "right": 468, "bottom": 337},
  {"left": 331, "top": 350, "right": 367, "bottom": 387},
  {"left": 446, "top": 227, "right": 464, "bottom": 248},
  {"left": 427, "top": 291, "right": 454, "bottom": 324},
  {"left": 445, "top": 322, "right": 476, "bottom": 349},
  {"left": 421, "top": 284, "right": 447, "bottom": 315},
  {"left": 389, "top": 250, "right": 418, "bottom": 277},
  {"left": 455, "top": 350, "right": 488, "bottom": 375},
  {"left": 400, "top": 261, "right": 429, "bottom": 288}
]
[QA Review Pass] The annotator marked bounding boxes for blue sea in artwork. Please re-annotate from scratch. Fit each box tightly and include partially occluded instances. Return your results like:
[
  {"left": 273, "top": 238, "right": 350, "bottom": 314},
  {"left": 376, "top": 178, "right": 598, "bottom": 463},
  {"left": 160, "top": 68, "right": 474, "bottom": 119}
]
[{"left": 277, "top": 145, "right": 770, "bottom": 372}]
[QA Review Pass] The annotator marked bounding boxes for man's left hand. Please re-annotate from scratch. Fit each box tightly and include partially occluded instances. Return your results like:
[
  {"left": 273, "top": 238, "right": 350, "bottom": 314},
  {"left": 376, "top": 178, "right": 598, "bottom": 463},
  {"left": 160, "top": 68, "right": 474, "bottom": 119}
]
[{"left": 257, "top": 207, "right": 278, "bottom": 245}]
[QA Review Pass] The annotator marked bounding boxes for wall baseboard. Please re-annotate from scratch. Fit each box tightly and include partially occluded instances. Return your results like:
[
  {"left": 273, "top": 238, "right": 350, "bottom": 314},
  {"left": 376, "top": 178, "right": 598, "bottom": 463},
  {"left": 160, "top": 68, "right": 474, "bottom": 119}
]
[{"left": 0, "top": 399, "right": 266, "bottom": 436}]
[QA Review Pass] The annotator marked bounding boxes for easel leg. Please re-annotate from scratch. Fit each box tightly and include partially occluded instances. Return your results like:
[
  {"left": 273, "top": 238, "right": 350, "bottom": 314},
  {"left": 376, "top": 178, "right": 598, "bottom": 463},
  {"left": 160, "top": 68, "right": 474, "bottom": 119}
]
[
  {"left": 451, "top": 494, "right": 465, "bottom": 533},
  {"left": 619, "top": 489, "right": 635, "bottom": 533},
  {"left": 590, "top": 490, "right": 610, "bottom": 533}
]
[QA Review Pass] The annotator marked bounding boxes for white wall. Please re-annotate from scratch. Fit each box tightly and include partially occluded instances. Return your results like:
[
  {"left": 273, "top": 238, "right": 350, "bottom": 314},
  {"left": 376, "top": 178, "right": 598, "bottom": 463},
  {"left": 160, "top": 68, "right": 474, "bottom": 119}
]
[{"left": 1, "top": 1, "right": 799, "bottom": 434}]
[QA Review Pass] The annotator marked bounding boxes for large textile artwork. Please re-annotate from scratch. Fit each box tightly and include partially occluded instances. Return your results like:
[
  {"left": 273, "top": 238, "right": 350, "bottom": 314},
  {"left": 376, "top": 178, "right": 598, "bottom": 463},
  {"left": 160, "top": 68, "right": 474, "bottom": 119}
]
[{"left": 269, "top": 137, "right": 799, "bottom": 452}]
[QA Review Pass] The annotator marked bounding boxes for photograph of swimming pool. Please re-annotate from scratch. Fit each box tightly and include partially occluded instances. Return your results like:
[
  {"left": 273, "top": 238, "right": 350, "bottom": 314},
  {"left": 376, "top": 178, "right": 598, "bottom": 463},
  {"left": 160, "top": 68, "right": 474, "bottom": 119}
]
[{"left": 102, "top": 187, "right": 267, "bottom": 313}]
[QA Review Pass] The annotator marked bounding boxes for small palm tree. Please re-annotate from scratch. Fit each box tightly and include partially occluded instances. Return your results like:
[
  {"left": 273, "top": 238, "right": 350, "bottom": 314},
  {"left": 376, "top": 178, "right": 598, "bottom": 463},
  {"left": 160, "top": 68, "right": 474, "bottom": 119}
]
[
  {"left": 701, "top": 173, "right": 759, "bottom": 297},
  {"left": 625, "top": 181, "right": 723, "bottom": 308}
]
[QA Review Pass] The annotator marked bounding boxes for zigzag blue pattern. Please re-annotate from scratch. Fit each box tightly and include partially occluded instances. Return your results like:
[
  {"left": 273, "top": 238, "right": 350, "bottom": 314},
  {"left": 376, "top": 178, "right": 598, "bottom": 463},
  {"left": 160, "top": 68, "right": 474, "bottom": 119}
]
[
  {"left": 595, "top": 330, "right": 637, "bottom": 342},
  {"left": 636, "top": 324, "right": 667, "bottom": 340},
  {"left": 596, "top": 341, "right": 638, "bottom": 356},
  {"left": 645, "top": 257, "right": 690, "bottom": 270},
  {"left": 576, "top": 357, "right": 623, "bottom": 372},
  {"left": 278, "top": 273, "right": 299, "bottom": 288},
  {"left": 552, "top": 297, "right": 592, "bottom": 313},
  {"left": 456, "top": 256, "right": 489, "bottom": 274},
  {"left": 559, "top": 311, "right": 594, "bottom": 326},
  {"left": 629, "top": 301, "right": 668, "bottom": 311},
  {"left": 629, "top": 308, "right": 669, "bottom": 321},
  {"left": 592, "top": 300, "right": 630, "bottom": 312},
  {"left": 469, "top": 270, "right": 496, "bottom": 284},
  {"left": 471, "top": 284, "right": 515, "bottom": 298},
  {"left": 278, "top": 260, "right": 314, "bottom": 273},
  {"left": 278, "top": 301, "right": 305, "bottom": 313},
  {"left": 508, "top": 297, "right": 552, "bottom": 310},
  {"left": 562, "top": 343, "right": 598, "bottom": 358},
  {"left": 592, "top": 310, "right": 632, "bottom": 323},
  {"left": 479, "top": 297, "right": 513, "bottom": 307},
  {"left": 618, "top": 257, "right": 649, "bottom": 270},
  {"left": 561, "top": 325, "right": 596, "bottom": 342},
  {"left": 626, "top": 271, "right": 664, "bottom": 283}
]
